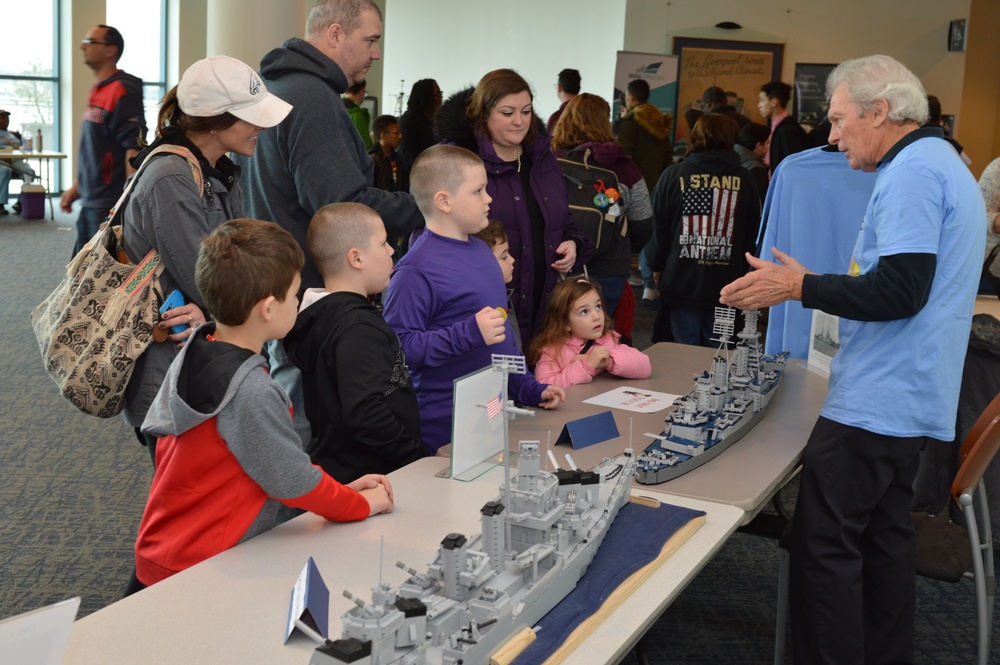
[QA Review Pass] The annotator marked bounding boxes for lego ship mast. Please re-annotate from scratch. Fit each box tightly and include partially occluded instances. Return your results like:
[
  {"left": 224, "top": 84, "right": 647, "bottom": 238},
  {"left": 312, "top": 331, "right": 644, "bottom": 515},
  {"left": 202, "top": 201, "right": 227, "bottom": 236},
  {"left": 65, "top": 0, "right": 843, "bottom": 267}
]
[{"left": 488, "top": 354, "right": 535, "bottom": 552}]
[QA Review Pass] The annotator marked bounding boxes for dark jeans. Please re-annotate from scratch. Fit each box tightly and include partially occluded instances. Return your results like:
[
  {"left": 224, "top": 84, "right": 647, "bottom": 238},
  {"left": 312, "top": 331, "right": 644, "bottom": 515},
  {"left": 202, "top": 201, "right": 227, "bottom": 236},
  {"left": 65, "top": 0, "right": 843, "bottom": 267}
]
[
  {"left": 73, "top": 206, "right": 108, "bottom": 256},
  {"left": 790, "top": 416, "right": 926, "bottom": 665},
  {"left": 265, "top": 338, "right": 311, "bottom": 448},
  {"left": 638, "top": 241, "right": 657, "bottom": 290},
  {"left": 666, "top": 306, "right": 717, "bottom": 347},
  {"left": 650, "top": 302, "right": 674, "bottom": 344},
  {"left": 590, "top": 275, "right": 626, "bottom": 319}
]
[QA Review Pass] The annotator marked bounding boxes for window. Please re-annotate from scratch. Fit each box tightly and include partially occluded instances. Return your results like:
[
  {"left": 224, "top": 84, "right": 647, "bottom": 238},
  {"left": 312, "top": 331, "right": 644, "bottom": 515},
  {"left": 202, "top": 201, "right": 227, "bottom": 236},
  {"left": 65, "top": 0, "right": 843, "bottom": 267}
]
[
  {"left": 0, "top": 0, "right": 58, "bottom": 186},
  {"left": 107, "top": 0, "right": 167, "bottom": 139}
]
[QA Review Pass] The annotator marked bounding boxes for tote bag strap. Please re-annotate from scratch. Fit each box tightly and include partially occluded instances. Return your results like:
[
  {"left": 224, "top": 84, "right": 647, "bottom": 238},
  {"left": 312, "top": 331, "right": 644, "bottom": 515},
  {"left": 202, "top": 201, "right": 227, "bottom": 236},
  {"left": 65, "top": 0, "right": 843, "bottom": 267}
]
[
  {"left": 101, "top": 144, "right": 204, "bottom": 268},
  {"left": 106, "top": 144, "right": 204, "bottom": 229}
]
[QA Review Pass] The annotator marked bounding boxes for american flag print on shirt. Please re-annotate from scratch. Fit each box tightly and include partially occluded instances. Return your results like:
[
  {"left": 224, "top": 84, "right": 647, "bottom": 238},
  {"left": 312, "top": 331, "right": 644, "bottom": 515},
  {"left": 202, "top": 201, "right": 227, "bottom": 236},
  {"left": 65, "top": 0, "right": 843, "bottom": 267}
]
[{"left": 678, "top": 174, "right": 742, "bottom": 262}]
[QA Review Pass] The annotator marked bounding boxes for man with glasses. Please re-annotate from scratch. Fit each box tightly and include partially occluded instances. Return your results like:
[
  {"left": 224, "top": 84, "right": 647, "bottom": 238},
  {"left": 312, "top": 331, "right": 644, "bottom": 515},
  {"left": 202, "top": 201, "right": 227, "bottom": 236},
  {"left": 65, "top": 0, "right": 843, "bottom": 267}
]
[
  {"left": 60, "top": 24, "right": 146, "bottom": 255},
  {"left": 368, "top": 114, "right": 406, "bottom": 194},
  {"left": 721, "top": 55, "right": 985, "bottom": 664}
]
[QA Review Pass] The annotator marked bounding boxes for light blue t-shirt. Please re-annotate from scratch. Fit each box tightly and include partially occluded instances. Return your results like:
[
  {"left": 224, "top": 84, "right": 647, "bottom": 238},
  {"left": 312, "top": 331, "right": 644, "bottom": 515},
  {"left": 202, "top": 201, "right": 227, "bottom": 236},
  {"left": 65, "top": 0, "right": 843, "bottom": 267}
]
[
  {"left": 759, "top": 147, "right": 877, "bottom": 359},
  {"left": 821, "top": 132, "right": 986, "bottom": 441}
]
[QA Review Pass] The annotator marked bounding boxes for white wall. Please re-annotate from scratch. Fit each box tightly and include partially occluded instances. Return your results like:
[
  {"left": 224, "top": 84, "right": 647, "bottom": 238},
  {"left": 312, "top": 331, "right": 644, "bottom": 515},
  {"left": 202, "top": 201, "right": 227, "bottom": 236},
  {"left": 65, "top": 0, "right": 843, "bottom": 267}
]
[
  {"left": 623, "top": 0, "right": 970, "bottom": 132},
  {"left": 206, "top": 0, "right": 306, "bottom": 72},
  {"left": 60, "top": 0, "right": 106, "bottom": 190},
  {"left": 382, "top": 0, "right": 625, "bottom": 121}
]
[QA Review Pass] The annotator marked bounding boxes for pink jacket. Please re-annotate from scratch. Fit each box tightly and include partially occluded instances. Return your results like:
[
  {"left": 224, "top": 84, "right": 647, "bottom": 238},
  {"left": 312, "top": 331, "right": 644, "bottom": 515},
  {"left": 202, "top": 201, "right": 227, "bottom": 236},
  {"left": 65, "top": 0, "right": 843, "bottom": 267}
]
[{"left": 534, "top": 331, "right": 652, "bottom": 389}]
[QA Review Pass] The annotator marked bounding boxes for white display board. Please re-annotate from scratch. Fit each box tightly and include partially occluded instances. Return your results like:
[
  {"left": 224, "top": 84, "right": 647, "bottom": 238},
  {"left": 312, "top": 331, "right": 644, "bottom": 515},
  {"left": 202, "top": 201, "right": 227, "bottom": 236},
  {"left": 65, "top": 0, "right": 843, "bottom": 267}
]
[
  {"left": 807, "top": 310, "right": 840, "bottom": 377},
  {"left": 450, "top": 366, "right": 506, "bottom": 481},
  {"left": 0, "top": 597, "right": 80, "bottom": 665}
]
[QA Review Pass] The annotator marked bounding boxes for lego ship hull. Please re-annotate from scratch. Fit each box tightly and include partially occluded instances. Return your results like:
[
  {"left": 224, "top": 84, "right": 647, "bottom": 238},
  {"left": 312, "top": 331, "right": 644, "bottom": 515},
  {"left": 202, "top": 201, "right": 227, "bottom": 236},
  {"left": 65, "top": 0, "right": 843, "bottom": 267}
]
[
  {"left": 635, "top": 398, "right": 771, "bottom": 484},
  {"left": 320, "top": 445, "right": 636, "bottom": 665},
  {"left": 635, "top": 309, "right": 789, "bottom": 486}
]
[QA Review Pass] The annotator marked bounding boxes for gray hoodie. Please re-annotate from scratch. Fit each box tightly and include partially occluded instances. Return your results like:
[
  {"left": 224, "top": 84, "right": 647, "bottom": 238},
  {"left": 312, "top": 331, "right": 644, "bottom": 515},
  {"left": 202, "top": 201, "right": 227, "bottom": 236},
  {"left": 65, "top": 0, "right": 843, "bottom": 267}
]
[
  {"left": 238, "top": 38, "right": 422, "bottom": 290},
  {"left": 142, "top": 324, "right": 324, "bottom": 539}
]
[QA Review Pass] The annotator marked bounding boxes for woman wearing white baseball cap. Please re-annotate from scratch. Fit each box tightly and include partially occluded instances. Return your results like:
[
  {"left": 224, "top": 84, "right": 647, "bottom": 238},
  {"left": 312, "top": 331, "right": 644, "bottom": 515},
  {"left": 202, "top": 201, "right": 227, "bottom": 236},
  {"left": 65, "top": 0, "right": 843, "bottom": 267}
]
[{"left": 118, "top": 55, "right": 292, "bottom": 465}]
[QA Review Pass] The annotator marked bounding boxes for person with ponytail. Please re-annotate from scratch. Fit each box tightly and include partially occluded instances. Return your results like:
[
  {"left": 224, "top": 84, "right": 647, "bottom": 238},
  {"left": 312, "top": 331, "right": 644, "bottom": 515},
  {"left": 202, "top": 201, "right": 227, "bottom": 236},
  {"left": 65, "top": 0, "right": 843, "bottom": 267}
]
[{"left": 120, "top": 56, "right": 291, "bottom": 464}]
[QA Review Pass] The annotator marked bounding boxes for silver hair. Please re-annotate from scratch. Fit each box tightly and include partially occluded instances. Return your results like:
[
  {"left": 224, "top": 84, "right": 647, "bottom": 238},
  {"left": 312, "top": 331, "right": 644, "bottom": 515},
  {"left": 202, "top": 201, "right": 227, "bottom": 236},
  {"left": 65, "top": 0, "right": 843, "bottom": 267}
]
[
  {"left": 306, "top": 0, "right": 382, "bottom": 38},
  {"left": 826, "top": 55, "right": 929, "bottom": 125}
]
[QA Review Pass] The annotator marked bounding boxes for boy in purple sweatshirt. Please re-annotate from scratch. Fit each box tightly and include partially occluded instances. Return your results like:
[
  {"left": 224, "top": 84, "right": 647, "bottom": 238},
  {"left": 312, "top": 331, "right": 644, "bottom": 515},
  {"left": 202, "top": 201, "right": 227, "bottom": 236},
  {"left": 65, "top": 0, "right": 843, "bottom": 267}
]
[{"left": 383, "top": 146, "right": 564, "bottom": 453}]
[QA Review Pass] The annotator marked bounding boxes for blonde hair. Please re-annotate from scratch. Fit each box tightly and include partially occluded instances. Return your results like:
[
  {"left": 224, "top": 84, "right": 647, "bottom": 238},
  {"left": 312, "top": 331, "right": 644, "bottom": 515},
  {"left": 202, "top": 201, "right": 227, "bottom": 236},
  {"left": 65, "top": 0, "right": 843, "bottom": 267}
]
[
  {"left": 308, "top": 202, "right": 382, "bottom": 278},
  {"left": 409, "top": 145, "right": 484, "bottom": 217}
]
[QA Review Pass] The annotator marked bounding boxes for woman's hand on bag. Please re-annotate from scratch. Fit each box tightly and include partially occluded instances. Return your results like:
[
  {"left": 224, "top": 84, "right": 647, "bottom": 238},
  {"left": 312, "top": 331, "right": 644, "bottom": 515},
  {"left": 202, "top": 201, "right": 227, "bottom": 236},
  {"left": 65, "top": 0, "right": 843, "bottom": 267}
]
[{"left": 160, "top": 303, "right": 206, "bottom": 346}]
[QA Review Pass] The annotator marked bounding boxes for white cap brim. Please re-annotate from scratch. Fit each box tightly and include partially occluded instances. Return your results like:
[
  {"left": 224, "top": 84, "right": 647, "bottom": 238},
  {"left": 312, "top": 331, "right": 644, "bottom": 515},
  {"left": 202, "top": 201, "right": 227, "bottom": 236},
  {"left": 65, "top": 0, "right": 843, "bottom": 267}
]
[{"left": 228, "top": 92, "right": 293, "bottom": 128}]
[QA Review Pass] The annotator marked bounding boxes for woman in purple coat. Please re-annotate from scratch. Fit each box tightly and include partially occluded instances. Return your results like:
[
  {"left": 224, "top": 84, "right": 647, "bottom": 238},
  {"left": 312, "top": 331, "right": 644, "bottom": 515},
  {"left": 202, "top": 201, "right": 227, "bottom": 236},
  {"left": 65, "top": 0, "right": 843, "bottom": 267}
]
[{"left": 435, "top": 69, "right": 592, "bottom": 345}]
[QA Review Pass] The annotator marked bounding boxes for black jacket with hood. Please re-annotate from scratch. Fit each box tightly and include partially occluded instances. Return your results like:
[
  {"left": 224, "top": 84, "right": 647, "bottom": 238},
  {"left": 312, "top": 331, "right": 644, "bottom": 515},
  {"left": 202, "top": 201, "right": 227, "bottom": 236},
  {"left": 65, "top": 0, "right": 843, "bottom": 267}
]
[
  {"left": 284, "top": 291, "right": 426, "bottom": 484},
  {"left": 650, "top": 149, "right": 761, "bottom": 308}
]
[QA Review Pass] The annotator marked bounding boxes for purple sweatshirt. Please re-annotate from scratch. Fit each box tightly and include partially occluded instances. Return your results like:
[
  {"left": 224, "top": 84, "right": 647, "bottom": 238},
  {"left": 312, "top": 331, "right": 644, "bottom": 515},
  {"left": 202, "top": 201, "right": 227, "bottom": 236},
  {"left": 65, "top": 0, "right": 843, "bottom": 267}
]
[{"left": 383, "top": 230, "right": 547, "bottom": 453}]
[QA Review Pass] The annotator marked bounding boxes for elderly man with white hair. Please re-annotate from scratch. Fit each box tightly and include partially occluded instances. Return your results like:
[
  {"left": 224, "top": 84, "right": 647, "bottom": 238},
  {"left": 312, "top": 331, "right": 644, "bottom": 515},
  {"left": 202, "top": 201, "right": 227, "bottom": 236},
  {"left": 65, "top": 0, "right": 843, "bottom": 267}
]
[{"left": 721, "top": 55, "right": 986, "bottom": 664}]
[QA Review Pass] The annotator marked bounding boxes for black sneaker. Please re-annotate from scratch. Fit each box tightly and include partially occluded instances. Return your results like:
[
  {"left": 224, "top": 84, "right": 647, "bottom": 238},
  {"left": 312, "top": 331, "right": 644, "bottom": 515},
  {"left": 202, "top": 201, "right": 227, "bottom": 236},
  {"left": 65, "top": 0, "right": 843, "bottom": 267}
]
[
  {"left": 0, "top": 205, "right": 8, "bottom": 216},
  {"left": 12, "top": 201, "right": 21, "bottom": 214}
]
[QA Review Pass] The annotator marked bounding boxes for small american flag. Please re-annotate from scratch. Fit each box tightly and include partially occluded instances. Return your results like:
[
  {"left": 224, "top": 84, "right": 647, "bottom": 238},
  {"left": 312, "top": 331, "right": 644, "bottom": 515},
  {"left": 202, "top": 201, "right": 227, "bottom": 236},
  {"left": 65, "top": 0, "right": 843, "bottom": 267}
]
[
  {"left": 486, "top": 392, "right": 503, "bottom": 419},
  {"left": 681, "top": 186, "right": 739, "bottom": 239}
]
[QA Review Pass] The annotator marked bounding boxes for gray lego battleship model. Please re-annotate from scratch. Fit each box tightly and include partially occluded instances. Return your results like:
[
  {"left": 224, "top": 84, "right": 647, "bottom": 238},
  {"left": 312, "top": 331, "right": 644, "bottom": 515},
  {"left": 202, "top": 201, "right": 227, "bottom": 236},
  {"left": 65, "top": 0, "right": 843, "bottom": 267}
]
[
  {"left": 313, "top": 355, "right": 636, "bottom": 665},
  {"left": 635, "top": 308, "right": 789, "bottom": 485}
]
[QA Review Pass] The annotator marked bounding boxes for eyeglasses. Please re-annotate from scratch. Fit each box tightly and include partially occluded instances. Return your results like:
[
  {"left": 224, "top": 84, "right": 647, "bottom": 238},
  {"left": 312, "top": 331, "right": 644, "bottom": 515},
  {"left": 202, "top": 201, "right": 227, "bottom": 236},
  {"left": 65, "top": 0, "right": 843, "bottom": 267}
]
[
  {"left": 386, "top": 130, "right": 402, "bottom": 135},
  {"left": 81, "top": 38, "right": 110, "bottom": 45}
]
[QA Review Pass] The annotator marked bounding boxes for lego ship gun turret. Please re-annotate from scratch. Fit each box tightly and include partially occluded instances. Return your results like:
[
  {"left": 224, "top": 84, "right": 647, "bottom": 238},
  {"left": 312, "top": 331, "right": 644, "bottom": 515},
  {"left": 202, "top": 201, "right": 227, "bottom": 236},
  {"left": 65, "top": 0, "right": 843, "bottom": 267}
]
[{"left": 396, "top": 560, "right": 434, "bottom": 590}]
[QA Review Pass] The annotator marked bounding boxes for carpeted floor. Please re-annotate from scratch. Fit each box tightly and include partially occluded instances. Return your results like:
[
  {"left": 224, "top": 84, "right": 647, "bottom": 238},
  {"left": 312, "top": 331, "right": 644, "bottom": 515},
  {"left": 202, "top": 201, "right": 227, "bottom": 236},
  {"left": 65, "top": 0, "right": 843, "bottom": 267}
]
[
  {"left": 0, "top": 206, "right": 996, "bottom": 663},
  {"left": 0, "top": 207, "right": 151, "bottom": 621}
]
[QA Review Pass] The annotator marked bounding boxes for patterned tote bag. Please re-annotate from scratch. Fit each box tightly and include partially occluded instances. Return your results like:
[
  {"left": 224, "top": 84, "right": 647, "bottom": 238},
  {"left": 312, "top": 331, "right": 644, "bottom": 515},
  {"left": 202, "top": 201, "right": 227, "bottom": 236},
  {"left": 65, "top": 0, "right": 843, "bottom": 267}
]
[{"left": 30, "top": 145, "right": 202, "bottom": 417}]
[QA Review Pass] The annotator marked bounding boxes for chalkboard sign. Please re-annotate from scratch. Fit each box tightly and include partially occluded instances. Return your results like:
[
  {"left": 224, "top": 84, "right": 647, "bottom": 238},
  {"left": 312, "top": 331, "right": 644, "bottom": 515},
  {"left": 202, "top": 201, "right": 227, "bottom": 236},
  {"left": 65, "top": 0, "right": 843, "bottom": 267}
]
[{"left": 794, "top": 63, "right": 836, "bottom": 128}]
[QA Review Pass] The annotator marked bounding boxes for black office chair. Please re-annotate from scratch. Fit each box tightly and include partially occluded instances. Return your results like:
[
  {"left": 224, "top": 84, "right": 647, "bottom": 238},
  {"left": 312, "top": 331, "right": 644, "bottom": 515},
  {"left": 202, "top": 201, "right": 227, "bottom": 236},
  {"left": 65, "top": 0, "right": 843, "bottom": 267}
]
[{"left": 773, "top": 392, "right": 1000, "bottom": 665}]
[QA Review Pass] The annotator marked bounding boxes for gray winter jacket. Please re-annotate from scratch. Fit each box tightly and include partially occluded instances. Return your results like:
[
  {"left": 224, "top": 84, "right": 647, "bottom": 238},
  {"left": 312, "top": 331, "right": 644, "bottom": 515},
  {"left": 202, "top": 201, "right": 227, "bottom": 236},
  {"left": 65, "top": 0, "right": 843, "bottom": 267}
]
[
  {"left": 239, "top": 38, "right": 422, "bottom": 290},
  {"left": 121, "top": 147, "right": 243, "bottom": 427}
]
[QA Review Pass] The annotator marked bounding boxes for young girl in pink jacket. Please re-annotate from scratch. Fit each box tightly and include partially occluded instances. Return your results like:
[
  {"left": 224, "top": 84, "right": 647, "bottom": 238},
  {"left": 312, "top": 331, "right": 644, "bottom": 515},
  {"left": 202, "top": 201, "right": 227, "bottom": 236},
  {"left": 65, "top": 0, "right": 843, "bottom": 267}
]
[{"left": 529, "top": 278, "right": 651, "bottom": 389}]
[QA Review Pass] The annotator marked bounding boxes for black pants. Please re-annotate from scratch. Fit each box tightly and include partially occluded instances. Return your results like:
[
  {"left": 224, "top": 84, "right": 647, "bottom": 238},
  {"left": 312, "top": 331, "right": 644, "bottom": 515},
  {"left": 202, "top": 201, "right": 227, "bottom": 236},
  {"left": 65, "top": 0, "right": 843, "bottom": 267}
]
[{"left": 790, "top": 417, "right": 927, "bottom": 665}]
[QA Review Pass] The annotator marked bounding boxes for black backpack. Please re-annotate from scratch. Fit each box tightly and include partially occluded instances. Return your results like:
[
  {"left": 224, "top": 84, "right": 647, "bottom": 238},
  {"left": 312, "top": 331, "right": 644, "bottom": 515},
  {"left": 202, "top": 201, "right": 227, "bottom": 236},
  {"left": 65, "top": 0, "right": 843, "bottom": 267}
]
[{"left": 557, "top": 147, "right": 628, "bottom": 261}]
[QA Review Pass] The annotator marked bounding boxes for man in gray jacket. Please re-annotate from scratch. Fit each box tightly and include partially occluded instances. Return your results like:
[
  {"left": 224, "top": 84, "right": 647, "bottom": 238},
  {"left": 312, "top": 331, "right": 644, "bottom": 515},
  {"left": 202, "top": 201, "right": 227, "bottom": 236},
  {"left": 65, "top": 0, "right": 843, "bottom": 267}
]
[
  {"left": 240, "top": 0, "right": 421, "bottom": 291},
  {"left": 240, "top": 0, "right": 423, "bottom": 444}
]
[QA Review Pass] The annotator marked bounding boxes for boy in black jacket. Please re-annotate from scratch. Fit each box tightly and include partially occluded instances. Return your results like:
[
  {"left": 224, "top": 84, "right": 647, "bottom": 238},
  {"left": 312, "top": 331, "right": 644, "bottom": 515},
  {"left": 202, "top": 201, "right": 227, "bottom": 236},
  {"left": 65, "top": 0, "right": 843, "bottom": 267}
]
[{"left": 284, "top": 203, "right": 427, "bottom": 483}]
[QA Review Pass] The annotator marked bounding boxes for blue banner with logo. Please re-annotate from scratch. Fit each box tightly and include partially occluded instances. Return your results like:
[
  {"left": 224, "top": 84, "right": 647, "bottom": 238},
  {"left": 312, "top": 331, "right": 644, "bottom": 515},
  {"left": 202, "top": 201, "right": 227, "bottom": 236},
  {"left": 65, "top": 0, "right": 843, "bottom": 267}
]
[{"left": 613, "top": 51, "right": 679, "bottom": 127}]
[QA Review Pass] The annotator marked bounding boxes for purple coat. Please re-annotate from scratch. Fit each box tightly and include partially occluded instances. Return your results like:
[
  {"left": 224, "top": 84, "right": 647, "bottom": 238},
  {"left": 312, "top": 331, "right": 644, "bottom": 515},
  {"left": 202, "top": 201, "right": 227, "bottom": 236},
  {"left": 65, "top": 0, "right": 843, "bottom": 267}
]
[{"left": 478, "top": 133, "right": 592, "bottom": 341}]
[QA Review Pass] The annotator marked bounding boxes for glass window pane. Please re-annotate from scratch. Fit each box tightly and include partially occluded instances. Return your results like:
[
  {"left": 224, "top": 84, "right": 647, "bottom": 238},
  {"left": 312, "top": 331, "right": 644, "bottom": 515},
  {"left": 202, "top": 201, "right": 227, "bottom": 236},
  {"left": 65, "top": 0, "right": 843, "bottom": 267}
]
[
  {"left": 143, "top": 84, "right": 167, "bottom": 140},
  {"left": 0, "top": 3, "right": 55, "bottom": 76},
  {"left": 0, "top": 78, "right": 58, "bottom": 196},
  {"left": 106, "top": 0, "right": 164, "bottom": 84},
  {"left": 0, "top": 79, "right": 56, "bottom": 133}
]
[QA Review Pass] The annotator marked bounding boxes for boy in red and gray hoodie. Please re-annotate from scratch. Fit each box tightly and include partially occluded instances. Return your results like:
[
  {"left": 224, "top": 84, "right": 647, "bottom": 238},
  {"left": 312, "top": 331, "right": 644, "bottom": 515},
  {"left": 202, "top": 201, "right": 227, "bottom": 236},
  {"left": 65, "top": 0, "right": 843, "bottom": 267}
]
[{"left": 132, "top": 219, "right": 393, "bottom": 590}]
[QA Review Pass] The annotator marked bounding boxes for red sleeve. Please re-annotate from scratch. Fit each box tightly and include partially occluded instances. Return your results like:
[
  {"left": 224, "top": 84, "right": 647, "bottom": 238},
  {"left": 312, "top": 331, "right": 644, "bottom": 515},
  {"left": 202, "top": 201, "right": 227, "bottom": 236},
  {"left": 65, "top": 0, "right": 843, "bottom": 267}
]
[{"left": 281, "top": 467, "right": 371, "bottom": 522}]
